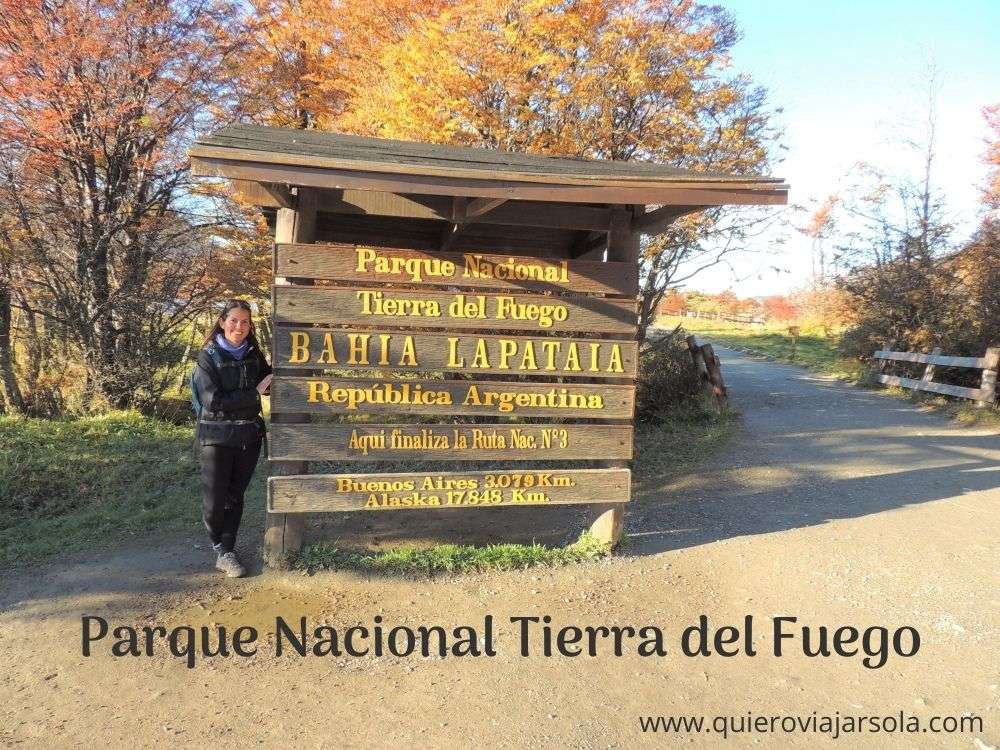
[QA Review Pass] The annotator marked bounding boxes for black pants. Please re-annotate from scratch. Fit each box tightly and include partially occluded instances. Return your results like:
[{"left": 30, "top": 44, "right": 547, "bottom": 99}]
[{"left": 200, "top": 438, "right": 262, "bottom": 553}]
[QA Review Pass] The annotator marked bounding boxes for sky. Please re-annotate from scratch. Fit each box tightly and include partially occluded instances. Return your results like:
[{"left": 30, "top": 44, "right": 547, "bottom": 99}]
[{"left": 681, "top": 0, "right": 1000, "bottom": 297}]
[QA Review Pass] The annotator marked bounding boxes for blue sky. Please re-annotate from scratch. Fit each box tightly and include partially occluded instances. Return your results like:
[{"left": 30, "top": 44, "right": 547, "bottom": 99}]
[{"left": 685, "top": 0, "right": 1000, "bottom": 296}]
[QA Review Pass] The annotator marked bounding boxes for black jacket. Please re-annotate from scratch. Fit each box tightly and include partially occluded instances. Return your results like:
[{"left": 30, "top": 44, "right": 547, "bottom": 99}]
[{"left": 193, "top": 339, "right": 272, "bottom": 447}]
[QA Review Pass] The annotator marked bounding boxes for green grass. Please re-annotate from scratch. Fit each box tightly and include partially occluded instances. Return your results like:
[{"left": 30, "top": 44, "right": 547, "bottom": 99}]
[
  {"left": 294, "top": 530, "right": 612, "bottom": 576},
  {"left": 0, "top": 411, "right": 265, "bottom": 567},
  {"left": 659, "top": 316, "right": 870, "bottom": 382},
  {"left": 632, "top": 403, "right": 741, "bottom": 487}
]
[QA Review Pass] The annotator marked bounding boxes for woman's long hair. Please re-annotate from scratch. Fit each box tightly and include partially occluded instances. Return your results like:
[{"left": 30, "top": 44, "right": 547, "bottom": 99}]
[{"left": 202, "top": 299, "right": 263, "bottom": 352}]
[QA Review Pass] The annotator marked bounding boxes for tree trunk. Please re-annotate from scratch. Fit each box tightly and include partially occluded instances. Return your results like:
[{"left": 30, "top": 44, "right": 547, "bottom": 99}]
[{"left": 0, "top": 279, "right": 26, "bottom": 413}]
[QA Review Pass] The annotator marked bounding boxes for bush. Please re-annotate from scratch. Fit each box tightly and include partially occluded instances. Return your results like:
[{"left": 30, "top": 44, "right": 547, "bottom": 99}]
[{"left": 635, "top": 326, "right": 705, "bottom": 423}]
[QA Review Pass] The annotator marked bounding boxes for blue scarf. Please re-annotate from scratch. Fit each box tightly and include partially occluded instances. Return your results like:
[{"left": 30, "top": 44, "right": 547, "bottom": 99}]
[{"left": 215, "top": 333, "right": 250, "bottom": 360}]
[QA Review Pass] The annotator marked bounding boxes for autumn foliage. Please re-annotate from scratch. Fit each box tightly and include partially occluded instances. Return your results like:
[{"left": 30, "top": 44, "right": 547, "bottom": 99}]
[{"left": 0, "top": 0, "right": 238, "bottom": 410}]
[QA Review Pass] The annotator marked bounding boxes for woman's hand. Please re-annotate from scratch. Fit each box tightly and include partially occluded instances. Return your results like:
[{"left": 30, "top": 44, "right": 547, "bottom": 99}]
[{"left": 256, "top": 374, "right": 274, "bottom": 395}]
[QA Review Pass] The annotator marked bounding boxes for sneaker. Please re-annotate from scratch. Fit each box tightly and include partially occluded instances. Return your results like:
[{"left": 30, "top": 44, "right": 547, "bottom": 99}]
[{"left": 215, "top": 551, "right": 246, "bottom": 578}]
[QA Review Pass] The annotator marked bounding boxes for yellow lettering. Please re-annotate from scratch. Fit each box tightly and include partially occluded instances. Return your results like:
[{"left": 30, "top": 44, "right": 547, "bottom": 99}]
[
  {"left": 463, "top": 385, "right": 483, "bottom": 407},
  {"left": 541, "top": 341, "right": 559, "bottom": 371},
  {"left": 307, "top": 381, "right": 329, "bottom": 403},
  {"left": 399, "top": 336, "right": 417, "bottom": 366},
  {"left": 318, "top": 333, "right": 337, "bottom": 364},
  {"left": 471, "top": 339, "right": 490, "bottom": 368},
  {"left": 288, "top": 331, "right": 310, "bottom": 364},
  {"left": 608, "top": 345, "right": 624, "bottom": 373},
  {"left": 348, "top": 334, "right": 370, "bottom": 365},
  {"left": 447, "top": 337, "right": 464, "bottom": 368},
  {"left": 378, "top": 334, "right": 391, "bottom": 366},
  {"left": 519, "top": 341, "right": 538, "bottom": 371},
  {"left": 356, "top": 247, "right": 376, "bottom": 273},
  {"left": 498, "top": 339, "right": 517, "bottom": 369},
  {"left": 589, "top": 343, "right": 601, "bottom": 372},
  {"left": 564, "top": 343, "right": 581, "bottom": 372}
]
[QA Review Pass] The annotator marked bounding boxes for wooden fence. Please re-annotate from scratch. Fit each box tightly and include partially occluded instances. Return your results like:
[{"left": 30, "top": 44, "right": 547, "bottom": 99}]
[
  {"left": 874, "top": 344, "right": 999, "bottom": 408},
  {"left": 686, "top": 335, "right": 728, "bottom": 409},
  {"left": 675, "top": 310, "right": 765, "bottom": 325}
]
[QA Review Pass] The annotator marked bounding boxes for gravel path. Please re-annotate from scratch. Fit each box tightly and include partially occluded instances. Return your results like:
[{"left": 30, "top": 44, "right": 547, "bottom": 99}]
[{"left": 2, "top": 349, "right": 998, "bottom": 748}]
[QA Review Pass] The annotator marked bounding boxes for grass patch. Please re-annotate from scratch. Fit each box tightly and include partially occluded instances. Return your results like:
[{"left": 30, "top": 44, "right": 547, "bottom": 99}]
[
  {"left": 293, "top": 531, "right": 611, "bottom": 575},
  {"left": 658, "top": 316, "right": 869, "bottom": 381},
  {"left": 632, "top": 402, "right": 741, "bottom": 486},
  {"left": 0, "top": 411, "right": 265, "bottom": 567}
]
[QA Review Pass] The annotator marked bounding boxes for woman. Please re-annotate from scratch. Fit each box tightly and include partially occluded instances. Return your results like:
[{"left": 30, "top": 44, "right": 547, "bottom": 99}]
[{"left": 192, "top": 299, "right": 273, "bottom": 577}]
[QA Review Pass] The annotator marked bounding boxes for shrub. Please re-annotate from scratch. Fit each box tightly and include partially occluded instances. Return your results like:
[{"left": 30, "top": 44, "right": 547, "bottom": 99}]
[{"left": 635, "top": 326, "right": 705, "bottom": 423}]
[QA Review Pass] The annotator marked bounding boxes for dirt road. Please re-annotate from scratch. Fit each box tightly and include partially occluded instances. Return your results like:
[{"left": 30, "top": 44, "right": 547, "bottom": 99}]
[{"left": 2, "top": 350, "right": 998, "bottom": 748}]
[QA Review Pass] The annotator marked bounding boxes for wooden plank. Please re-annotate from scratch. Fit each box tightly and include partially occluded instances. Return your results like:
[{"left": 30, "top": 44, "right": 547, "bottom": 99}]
[
  {"left": 274, "top": 285, "right": 638, "bottom": 334},
  {"left": 921, "top": 347, "right": 943, "bottom": 383},
  {"left": 274, "top": 328, "right": 638, "bottom": 379},
  {"left": 275, "top": 243, "right": 638, "bottom": 295},
  {"left": 272, "top": 377, "right": 635, "bottom": 419},
  {"left": 878, "top": 374, "right": 985, "bottom": 400},
  {"left": 874, "top": 350, "right": 988, "bottom": 369},
  {"left": 191, "top": 157, "right": 789, "bottom": 207},
  {"left": 269, "top": 468, "right": 630, "bottom": 512},
  {"left": 269, "top": 423, "right": 634, "bottom": 461}
]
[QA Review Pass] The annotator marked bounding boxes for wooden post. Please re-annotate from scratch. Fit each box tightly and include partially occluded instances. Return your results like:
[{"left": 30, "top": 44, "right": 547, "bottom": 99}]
[
  {"left": 977, "top": 346, "right": 999, "bottom": 409},
  {"left": 588, "top": 206, "right": 635, "bottom": 548},
  {"left": 787, "top": 325, "right": 800, "bottom": 361},
  {"left": 700, "top": 342, "right": 728, "bottom": 407},
  {"left": 879, "top": 340, "right": 897, "bottom": 374},
  {"left": 921, "top": 347, "right": 942, "bottom": 384},
  {"left": 264, "top": 187, "right": 317, "bottom": 565},
  {"left": 686, "top": 334, "right": 718, "bottom": 408}
]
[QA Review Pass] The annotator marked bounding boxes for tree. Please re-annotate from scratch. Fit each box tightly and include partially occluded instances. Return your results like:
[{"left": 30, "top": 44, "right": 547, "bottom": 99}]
[
  {"left": 762, "top": 295, "right": 797, "bottom": 322},
  {"left": 318, "top": 0, "right": 781, "bottom": 344},
  {"left": 230, "top": 0, "right": 454, "bottom": 128},
  {"left": 0, "top": 0, "right": 240, "bottom": 411},
  {"left": 984, "top": 102, "right": 1000, "bottom": 213}
]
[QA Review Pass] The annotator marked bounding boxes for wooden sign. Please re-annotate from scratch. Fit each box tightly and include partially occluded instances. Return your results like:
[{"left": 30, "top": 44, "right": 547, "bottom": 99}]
[
  {"left": 272, "top": 377, "right": 635, "bottom": 419},
  {"left": 274, "top": 328, "right": 639, "bottom": 379},
  {"left": 269, "top": 468, "right": 631, "bottom": 512},
  {"left": 269, "top": 423, "right": 634, "bottom": 461},
  {"left": 274, "top": 286, "right": 638, "bottom": 334},
  {"left": 276, "top": 243, "right": 639, "bottom": 295}
]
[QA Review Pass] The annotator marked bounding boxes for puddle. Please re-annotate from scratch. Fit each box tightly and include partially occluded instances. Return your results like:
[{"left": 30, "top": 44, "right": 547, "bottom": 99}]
[{"left": 168, "top": 585, "right": 335, "bottom": 635}]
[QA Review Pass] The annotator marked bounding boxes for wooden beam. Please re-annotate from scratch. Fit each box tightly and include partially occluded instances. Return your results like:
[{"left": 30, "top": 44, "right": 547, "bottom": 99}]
[
  {"left": 232, "top": 180, "right": 294, "bottom": 209},
  {"left": 632, "top": 204, "right": 703, "bottom": 235},
  {"left": 465, "top": 197, "right": 506, "bottom": 220}
]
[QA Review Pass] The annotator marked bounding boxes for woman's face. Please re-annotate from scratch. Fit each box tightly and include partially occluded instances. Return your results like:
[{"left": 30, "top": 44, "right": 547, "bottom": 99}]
[{"left": 221, "top": 308, "right": 252, "bottom": 346}]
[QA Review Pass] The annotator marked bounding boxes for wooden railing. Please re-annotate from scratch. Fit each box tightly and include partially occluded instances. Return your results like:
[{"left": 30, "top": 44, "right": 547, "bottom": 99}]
[{"left": 874, "top": 344, "right": 999, "bottom": 407}]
